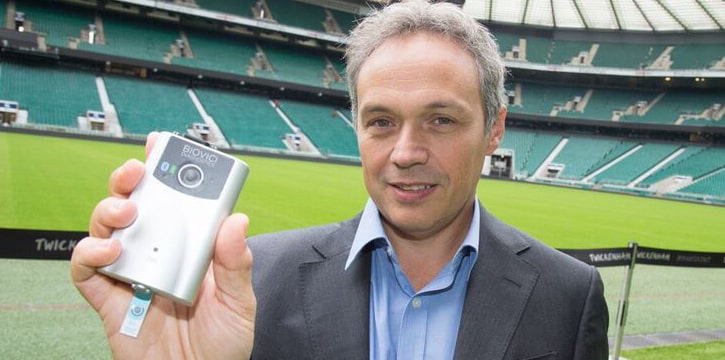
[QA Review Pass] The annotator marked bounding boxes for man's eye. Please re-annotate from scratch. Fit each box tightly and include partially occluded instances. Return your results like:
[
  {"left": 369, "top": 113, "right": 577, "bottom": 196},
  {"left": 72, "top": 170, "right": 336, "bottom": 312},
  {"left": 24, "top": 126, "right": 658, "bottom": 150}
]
[
  {"left": 371, "top": 119, "right": 392, "bottom": 127},
  {"left": 433, "top": 117, "right": 455, "bottom": 125}
]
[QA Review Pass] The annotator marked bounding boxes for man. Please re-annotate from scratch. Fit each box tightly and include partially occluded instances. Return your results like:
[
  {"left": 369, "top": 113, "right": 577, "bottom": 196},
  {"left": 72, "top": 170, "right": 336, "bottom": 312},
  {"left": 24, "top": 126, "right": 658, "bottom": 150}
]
[{"left": 71, "top": 1, "right": 609, "bottom": 359}]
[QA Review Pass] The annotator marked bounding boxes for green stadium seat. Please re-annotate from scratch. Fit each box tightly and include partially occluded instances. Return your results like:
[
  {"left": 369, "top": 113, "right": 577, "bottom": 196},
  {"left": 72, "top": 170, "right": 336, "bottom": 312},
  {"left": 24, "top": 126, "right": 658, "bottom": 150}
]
[
  {"left": 0, "top": 61, "right": 101, "bottom": 127},
  {"left": 193, "top": 87, "right": 290, "bottom": 150},
  {"left": 103, "top": 75, "right": 202, "bottom": 136},
  {"left": 278, "top": 100, "right": 358, "bottom": 158}
]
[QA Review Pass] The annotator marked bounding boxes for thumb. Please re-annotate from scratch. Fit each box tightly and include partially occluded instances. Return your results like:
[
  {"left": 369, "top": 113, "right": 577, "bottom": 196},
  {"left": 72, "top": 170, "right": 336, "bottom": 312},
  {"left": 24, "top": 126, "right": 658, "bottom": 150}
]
[{"left": 212, "top": 213, "right": 255, "bottom": 309}]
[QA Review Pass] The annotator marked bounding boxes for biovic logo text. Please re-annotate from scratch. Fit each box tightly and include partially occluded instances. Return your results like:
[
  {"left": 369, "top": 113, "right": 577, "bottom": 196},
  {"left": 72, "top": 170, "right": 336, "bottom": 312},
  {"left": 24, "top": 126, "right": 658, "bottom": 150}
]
[{"left": 181, "top": 144, "right": 218, "bottom": 167}]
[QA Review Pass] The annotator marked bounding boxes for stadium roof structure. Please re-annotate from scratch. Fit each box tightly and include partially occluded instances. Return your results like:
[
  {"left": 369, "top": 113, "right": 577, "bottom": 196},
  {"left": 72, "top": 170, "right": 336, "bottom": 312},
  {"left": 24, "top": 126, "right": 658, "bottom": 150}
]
[
  {"left": 340, "top": 0, "right": 725, "bottom": 32},
  {"left": 461, "top": 0, "right": 725, "bottom": 32}
]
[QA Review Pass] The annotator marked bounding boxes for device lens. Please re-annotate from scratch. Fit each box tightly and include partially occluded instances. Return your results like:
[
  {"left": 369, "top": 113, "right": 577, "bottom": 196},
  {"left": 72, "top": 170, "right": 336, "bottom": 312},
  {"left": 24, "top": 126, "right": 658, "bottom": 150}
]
[{"left": 178, "top": 163, "right": 204, "bottom": 188}]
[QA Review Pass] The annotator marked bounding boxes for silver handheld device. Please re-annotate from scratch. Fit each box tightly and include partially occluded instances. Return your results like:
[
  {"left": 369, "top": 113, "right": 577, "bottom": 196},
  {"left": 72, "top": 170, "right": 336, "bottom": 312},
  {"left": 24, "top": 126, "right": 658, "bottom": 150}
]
[{"left": 100, "top": 132, "right": 249, "bottom": 306}]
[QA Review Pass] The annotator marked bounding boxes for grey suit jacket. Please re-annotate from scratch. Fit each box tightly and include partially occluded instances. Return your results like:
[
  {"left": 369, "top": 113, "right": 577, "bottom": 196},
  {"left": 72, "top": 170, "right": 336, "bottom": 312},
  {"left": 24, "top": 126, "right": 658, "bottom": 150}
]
[{"left": 248, "top": 205, "right": 609, "bottom": 359}]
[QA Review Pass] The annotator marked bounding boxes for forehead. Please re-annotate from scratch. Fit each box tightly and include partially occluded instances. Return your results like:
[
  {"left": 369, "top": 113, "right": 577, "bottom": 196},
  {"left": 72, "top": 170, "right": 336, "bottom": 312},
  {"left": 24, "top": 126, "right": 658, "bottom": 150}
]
[
  {"left": 359, "top": 32, "right": 477, "bottom": 78},
  {"left": 355, "top": 32, "right": 483, "bottom": 112}
]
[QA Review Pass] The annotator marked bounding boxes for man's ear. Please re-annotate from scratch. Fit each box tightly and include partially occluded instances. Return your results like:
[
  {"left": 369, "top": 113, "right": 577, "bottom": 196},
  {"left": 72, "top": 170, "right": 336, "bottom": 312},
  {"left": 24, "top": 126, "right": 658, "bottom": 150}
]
[{"left": 485, "top": 106, "right": 506, "bottom": 155}]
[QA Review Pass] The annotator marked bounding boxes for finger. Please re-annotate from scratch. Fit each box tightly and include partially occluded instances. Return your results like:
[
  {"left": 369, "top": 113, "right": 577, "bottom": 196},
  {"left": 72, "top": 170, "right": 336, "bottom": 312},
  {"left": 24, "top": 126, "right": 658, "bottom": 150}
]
[
  {"left": 70, "top": 237, "right": 122, "bottom": 287},
  {"left": 212, "top": 213, "right": 255, "bottom": 308},
  {"left": 145, "top": 131, "right": 159, "bottom": 158},
  {"left": 109, "top": 159, "right": 145, "bottom": 198},
  {"left": 89, "top": 198, "right": 137, "bottom": 238}
]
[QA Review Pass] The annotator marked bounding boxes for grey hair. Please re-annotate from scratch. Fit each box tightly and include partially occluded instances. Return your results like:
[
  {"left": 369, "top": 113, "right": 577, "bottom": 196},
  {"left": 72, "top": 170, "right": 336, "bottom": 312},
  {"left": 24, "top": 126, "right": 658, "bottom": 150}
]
[{"left": 344, "top": 0, "right": 506, "bottom": 135}]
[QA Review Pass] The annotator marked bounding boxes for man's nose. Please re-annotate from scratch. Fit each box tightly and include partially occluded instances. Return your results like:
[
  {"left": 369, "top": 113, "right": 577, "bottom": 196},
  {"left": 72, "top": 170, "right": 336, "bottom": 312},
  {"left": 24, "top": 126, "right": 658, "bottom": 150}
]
[{"left": 391, "top": 125, "right": 428, "bottom": 169}]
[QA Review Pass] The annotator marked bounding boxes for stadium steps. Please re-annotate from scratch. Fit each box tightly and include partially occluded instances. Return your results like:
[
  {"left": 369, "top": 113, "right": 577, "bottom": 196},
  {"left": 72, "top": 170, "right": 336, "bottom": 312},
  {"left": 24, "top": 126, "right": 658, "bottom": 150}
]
[
  {"left": 13, "top": 0, "right": 93, "bottom": 48},
  {"left": 185, "top": 88, "right": 230, "bottom": 148},
  {"left": 192, "top": 88, "right": 292, "bottom": 151},
  {"left": 677, "top": 167, "right": 725, "bottom": 198},
  {"left": 628, "top": 146, "right": 686, "bottom": 188},
  {"left": 550, "top": 136, "right": 626, "bottom": 180},
  {"left": 590, "top": 143, "right": 682, "bottom": 185},
  {"left": 103, "top": 75, "right": 203, "bottom": 136},
  {"left": 171, "top": 28, "right": 258, "bottom": 77},
  {"left": 277, "top": 99, "right": 358, "bottom": 158}
]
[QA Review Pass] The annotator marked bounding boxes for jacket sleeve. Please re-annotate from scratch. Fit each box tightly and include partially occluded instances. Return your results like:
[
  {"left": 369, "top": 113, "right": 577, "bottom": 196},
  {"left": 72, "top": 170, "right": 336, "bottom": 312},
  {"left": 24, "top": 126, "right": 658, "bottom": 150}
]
[{"left": 573, "top": 266, "right": 610, "bottom": 360}]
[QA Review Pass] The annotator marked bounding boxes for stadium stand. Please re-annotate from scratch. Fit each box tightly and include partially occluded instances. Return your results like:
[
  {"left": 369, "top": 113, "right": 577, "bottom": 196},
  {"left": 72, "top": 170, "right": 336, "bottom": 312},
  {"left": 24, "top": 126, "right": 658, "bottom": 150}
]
[
  {"left": 548, "top": 39, "right": 592, "bottom": 65},
  {"left": 556, "top": 88, "right": 662, "bottom": 122},
  {"left": 277, "top": 99, "right": 358, "bottom": 158},
  {"left": 1, "top": 0, "right": 722, "bottom": 202},
  {"left": 669, "top": 43, "right": 725, "bottom": 70},
  {"left": 498, "top": 129, "right": 561, "bottom": 178},
  {"left": 678, "top": 168, "right": 725, "bottom": 197},
  {"left": 591, "top": 142, "right": 682, "bottom": 185},
  {"left": 513, "top": 81, "right": 589, "bottom": 117},
  {"left": 13, "top": 0, "right": 95, "bottom": 49},
  {"left": 171, "top": 28, "right": 258, "bottom": 77},
  {"left": 265, "top": 0, "right": 328, "bottom": 33},
  {"left": 193, "top": 87, "right": 290, "bottom": 150},
  {"left": 77, "top": 12, "right": 179, "bottom": 63},
  {"left": 592, "top": 42, "right": 669, "bottom": 69},
  {"left": 0, "top": 61, "right": 101, "bottom": 128},
  {"left": 255, "top": 41, "right": 331, "bottom": 88},
  {"left": 103, "top": 75, "right": 202, "bottom": 136},
  {"left": 551, "top": 136, "right": 627, "bottom": 180},
  {"left": 619, "top": 89, "right": 725, "bottom": 126},
  {"left": 637, "top": 146, "right": 725, "bottom": 188}
]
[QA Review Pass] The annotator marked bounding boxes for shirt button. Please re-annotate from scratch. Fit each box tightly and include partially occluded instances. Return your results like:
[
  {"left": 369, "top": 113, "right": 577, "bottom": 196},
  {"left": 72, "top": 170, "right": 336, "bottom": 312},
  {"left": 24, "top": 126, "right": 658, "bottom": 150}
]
[{"left": 411, "top": 297, "right": 422, "bottom": 308}]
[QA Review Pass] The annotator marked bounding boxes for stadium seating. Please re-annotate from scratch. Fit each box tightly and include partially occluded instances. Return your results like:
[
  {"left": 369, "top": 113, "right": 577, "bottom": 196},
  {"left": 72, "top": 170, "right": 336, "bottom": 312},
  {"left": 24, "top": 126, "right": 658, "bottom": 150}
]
[
  {"left": 551, "top": 136, "right": 627, "bottom": 180},
  {"left": 499, "top": 128, "right": 561, "bottom": 178},
  {"left": 78, "top": 12, "right": 179, "bottom": 63},
  {"left": 14, "top": 0, "right": 94, "bottom": 48},
  {"left": 591, "top": 142, "right": 681, "bottom": 185},
  {"left": 265, "top": 0, "right": 327, "bottom": 33},
  {"left": 669, "top": 43, "right": 725, "bottom": 70},
  {"left": 277, "top": 100, "right": 358, "bottom": 158},
  {"left": 592, "top": 42, "right": 669, "bottom": 69},
  {"left": 103, "top": 75, "right": 202, "bottom": 135},
  {"left": 557, "top": 88, "right": 661, "bottom": 122},
  {"left": 255, "top": 41, "right": 331, "bottom": 88},
  {"left": 548, "top": 39, "right": 592, "bottom": 65},
  {"left": 171, "top": 28, "right": 258, "bottom": 76},
  {"left": 638, "top": 146, "right": 725, "bottom": 187},
  {"left": 513, "top": 81, "right": 589, "bottom": 116},
  {"left": 619, "top": 89, "right": 725, "bottom": 126},
  {"left": 678, "top": 169, "right": 725, "bottom": 197},
  {"left": 0, "top": 61, "right": 101, "bottom": 127},
  {"left": 193, "top": 87, "right": 290, "bottom": 150}
]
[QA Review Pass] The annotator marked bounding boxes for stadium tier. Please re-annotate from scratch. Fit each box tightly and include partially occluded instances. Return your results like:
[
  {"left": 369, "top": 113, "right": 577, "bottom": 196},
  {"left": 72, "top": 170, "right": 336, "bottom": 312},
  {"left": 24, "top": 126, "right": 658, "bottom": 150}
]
[
  {"left": 193, "top": 87, "right": 290, "bottom": 150},
  {"left": 0, "top": 61, "right": 101, "bottom": 128},
  {"left": 551, "top": 136, "right": 631, "bottom": 180},
  {"left": 171, "top": 28, "right": 259, "bottom": 77},
  {"left": 591, "top": 142, "right": 682, "bottom": 185},
  {"left": 103, "top": 74, "right": 202, "bottom": 135},
  {"left": 277, "top": 99, "right": 358, "bottom": 158},
  {"left": 1, "top": 0, "right": 723, "bottom": 203}
]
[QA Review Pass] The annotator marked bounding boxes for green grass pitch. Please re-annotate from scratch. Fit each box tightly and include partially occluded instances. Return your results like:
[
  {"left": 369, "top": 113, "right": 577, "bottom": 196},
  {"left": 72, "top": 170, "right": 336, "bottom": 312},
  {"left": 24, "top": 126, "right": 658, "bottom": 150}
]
[{"left": 1, "top": 131, "right": 723, "bottom": 359}]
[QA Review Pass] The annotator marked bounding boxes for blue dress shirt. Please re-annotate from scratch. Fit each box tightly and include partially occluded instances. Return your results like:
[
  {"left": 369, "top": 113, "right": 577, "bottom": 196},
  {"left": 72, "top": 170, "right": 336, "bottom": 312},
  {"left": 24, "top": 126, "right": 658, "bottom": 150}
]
[{"left": 346, "top": 198, "right": 480, "bottom": 360}]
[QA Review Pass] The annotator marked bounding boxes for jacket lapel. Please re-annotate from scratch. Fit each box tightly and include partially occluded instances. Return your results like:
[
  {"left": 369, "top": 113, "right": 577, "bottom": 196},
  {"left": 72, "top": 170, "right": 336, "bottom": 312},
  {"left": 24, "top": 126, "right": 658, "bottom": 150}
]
[
  {"left": 298, "top": 217, "right": 371, "bottom": 360},
  {"left": 454, "top": 207, "right": 540, "bottom": 360}
]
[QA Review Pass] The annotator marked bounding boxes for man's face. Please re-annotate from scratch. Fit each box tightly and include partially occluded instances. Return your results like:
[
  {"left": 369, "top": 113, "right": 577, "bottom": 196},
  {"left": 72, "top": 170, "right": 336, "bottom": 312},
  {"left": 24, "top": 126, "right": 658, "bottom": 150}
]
[{"left": 356, "top": 32, "right": 504, "bottom": 241}]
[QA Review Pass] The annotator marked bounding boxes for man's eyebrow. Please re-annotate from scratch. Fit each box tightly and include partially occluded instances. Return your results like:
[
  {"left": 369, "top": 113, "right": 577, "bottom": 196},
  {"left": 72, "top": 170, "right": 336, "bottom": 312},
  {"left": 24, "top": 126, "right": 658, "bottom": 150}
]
[{"left": 359, "top": 101, "right": 467, "bottom": 115}]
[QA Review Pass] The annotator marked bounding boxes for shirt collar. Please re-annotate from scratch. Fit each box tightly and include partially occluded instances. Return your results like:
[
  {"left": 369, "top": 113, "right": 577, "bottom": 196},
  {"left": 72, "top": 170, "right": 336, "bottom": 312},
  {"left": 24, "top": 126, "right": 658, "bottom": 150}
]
[{"left": 345, "top": 198, "right": 481, "bottom": 270}]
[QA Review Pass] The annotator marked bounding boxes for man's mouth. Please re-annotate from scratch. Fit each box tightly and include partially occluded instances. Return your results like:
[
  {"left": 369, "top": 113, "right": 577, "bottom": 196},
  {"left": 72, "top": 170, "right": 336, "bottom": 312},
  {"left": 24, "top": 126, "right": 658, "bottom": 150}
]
[{"left": 394, "top": 184, "right": 434, "bottom": 191}]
